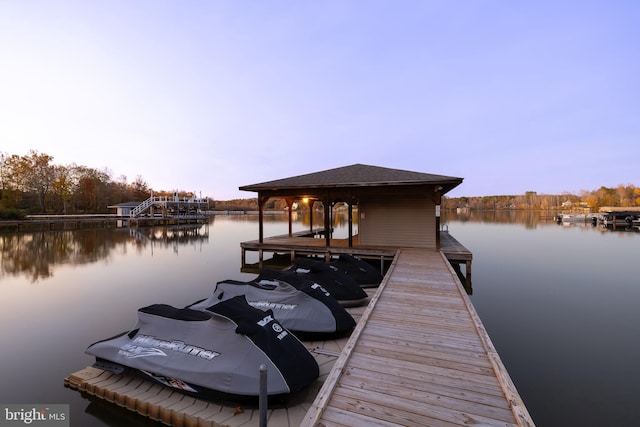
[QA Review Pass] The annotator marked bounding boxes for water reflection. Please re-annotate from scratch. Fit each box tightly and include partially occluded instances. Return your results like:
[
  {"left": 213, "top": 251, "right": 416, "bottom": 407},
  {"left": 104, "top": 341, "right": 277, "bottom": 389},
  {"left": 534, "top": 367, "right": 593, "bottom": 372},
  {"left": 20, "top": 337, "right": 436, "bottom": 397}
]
[
  {"left": 445, "top": 209, "right": 640, "bottom": 233},
  {"left": 446, "top": 218, "right": 640, "bottom": 426},
  {"left": 0, "top": 221, "right": 211, "bottom": 282},
  {"left": 444, "top": 208, "right": 555, "bottom": 226},
  {"left": 2, "top": 210, "right": 636, "bottom": 283}
]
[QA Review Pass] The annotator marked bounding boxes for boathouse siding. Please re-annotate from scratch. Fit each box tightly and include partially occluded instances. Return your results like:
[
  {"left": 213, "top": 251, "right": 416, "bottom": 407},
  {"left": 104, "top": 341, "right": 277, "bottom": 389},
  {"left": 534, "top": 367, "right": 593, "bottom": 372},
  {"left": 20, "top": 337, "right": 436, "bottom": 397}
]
[{"left": 359, "top": 196, "right": 436, "bottom": 248}]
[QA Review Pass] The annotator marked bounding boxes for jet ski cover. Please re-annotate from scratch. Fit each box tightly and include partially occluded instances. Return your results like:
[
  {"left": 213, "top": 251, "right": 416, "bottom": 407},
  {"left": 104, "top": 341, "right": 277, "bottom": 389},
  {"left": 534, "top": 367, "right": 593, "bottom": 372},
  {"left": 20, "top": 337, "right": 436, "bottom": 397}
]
[
  {"left": 189, "top": 278, "right": 355, "bottom": 337},
  {"left": 329, "top": 254, "right": 383, "bottom": 287},
  {"left": 289, "top": 257, "right": 369, "bottom": 305},
  {"left": 86, "top": 296, "right": 319, "bottom": 397}
]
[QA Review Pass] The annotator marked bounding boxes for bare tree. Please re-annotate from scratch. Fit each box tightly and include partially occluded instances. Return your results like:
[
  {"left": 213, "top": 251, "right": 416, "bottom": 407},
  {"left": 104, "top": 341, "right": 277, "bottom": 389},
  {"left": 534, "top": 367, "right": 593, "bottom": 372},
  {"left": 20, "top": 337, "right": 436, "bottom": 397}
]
[{"left": 24, "top": 150, "right": 55, "bottom": 213}]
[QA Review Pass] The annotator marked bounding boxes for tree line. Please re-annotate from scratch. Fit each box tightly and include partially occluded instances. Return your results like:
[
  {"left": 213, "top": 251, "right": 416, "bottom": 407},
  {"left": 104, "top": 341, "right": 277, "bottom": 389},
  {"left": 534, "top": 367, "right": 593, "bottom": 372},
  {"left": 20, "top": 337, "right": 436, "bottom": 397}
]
[
  {"left": 445, "top": 185, "right": 640, "bottom": 211},
  {"left": 3, "top": 150, "right": 637, "bottom": 219},
  {"left": 0, "top": 150, "right": 206, "bottom": 219}
]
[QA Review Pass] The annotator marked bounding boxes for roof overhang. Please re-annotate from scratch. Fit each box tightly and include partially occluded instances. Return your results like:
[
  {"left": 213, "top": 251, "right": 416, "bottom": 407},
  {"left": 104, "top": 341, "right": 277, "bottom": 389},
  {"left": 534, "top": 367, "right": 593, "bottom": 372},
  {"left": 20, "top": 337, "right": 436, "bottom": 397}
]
[{"left": 240, "top": 164, "right": 463, "bottom": 199}]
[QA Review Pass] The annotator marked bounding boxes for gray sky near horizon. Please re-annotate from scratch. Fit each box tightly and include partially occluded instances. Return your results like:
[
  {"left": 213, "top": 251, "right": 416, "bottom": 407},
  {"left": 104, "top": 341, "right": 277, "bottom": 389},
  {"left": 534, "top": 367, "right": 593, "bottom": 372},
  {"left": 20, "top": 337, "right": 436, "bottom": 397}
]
[{"left": 1, "top": 1, "right": 638, "bottom": 200}]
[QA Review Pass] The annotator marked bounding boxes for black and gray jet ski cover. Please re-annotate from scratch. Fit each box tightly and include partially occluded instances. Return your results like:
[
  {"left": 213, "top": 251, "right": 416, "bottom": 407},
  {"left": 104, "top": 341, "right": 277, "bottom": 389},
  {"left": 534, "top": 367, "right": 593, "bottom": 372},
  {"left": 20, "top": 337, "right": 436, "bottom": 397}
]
[
  {"left": 329, "top": 254, "right": 383, "bottom": 287},
  {"left": 289, "top": 257, "right": 369, "bottom": 305},
  {"left": 188, "top": 278, "right": 356, "bottom": 338},
  {"left": 85, "top": 296, "right": 319, "bottom": 397}
]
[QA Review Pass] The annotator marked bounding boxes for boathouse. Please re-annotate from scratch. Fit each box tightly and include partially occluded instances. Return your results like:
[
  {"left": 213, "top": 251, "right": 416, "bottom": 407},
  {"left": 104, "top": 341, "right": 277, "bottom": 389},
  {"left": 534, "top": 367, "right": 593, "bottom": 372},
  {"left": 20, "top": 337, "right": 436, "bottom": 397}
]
[
  {"left": 240, "top": 163, "right": 463, "bottom": 250},
  {"left": 239, "top": 164, "right": 472, "bottom": 287}
]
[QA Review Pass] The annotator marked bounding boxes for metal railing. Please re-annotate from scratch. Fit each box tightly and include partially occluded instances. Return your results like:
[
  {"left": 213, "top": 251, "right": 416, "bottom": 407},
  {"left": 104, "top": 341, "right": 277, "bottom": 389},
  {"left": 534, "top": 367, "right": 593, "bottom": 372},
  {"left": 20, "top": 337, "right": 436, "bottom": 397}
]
[
  {"left": 130, "top": 196, "right": 209, "bottom": 218},
  {"left": 130, "top": 196, "right": 156, "bottom": 218}
]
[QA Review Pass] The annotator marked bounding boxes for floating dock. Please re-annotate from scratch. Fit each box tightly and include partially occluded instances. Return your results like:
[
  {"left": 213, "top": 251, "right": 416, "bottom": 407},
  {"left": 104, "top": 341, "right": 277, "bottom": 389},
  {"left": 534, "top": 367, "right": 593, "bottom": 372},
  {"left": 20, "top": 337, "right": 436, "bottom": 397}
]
[
  {"left": 65, "top": 301, "right": 370, "bottom": 427},
  {"left": 65, "top": 245, "right": 533, "bottom": 426}
]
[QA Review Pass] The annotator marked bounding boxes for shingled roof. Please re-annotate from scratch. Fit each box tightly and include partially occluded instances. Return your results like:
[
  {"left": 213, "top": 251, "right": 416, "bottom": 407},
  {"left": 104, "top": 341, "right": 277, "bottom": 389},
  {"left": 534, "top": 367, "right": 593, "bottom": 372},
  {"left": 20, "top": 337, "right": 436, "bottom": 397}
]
[{"left": 239, "top": 164, "right": 463, "bottom": 194}]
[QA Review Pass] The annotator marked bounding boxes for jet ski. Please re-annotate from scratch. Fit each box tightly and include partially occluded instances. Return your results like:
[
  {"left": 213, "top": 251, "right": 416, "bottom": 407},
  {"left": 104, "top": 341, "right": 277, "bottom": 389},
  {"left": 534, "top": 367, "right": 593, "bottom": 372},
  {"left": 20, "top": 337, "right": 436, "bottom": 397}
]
[
  {"left": 188, "top": 277, "right": 356, "bottom": 339},
  {"left": 285, "top": 257, "right": 370, "bottom": 306},
  {"left": 329, "top": 254, "right": 383, "bottom": 287},
  {"left": 257, "top": 266, "right": 368, "bottom": 308},
  {"left": 85, "top": 296, "right": 319, "bottom": 399}
]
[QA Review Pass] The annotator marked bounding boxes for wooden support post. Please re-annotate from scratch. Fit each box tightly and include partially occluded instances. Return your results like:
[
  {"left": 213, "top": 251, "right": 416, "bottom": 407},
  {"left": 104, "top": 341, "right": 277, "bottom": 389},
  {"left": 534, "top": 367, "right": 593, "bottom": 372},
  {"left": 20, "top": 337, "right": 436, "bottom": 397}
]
[
  {"left": 258, "top": 195, "right": 265, "bottom": 243},
  {"left": 348, "top": 201, "right": 353, "bottom": 248},
  {"left": 323, "top": 194, "right": 330, "bottom": 247},
  {"left": 434, "top": 189, "right": 442, "bottom": 250},
  {"left": 287, "top": 198, "right": 294, "bottom": 237}
]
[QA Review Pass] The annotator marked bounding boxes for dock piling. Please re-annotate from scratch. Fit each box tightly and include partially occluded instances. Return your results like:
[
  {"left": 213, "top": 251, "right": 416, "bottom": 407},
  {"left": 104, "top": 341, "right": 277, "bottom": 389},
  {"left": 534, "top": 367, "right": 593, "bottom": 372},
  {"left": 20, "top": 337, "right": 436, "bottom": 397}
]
[{"left": 259, "top": 364, "right": 268, "bottom": 427}]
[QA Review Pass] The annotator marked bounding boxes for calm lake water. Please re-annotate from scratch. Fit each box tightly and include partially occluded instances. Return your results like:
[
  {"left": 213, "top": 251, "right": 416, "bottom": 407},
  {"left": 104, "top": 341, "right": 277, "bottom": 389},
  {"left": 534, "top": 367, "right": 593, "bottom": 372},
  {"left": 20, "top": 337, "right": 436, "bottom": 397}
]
[{"left": 1, "top": 212, "right": 638, "bottom": 426}]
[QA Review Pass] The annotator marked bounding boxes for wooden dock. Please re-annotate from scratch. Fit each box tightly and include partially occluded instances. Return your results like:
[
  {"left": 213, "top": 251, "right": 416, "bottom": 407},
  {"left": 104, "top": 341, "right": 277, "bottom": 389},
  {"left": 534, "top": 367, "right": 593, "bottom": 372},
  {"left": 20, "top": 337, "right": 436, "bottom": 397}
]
[
  {"left": 0, "top": 214, "right": 207, "bottom": 231},
  {"left": 301, "top": 249, "right": 532, "bottom": 426},
  {"left": 241, "top": 229, "right": 472, "bottom": 291},
  {"left": 65, "top": 246, "right": 533, "bottom": 426},
  {"left": 240, "top": 230, "right": 398, "bottom": 263}
]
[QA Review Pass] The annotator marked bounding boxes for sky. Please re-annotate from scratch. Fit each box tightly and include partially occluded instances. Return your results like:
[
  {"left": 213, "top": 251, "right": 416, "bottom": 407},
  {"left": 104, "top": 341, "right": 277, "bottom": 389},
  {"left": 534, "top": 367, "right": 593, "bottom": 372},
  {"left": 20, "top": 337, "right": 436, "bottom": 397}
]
[{"left": 1, "top": 1, "right": 638, "bottom": 200}]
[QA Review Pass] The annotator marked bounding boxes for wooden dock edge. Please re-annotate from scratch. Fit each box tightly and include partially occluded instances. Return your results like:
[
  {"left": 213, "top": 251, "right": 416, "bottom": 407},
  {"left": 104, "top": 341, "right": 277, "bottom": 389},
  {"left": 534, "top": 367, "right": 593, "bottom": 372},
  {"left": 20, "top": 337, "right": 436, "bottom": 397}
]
[
  {"left": 439, "top": 251, "right": 535, "bottom": 427},
  {"left": 299, "top": 249, "right": 401, "bottom": 427}
]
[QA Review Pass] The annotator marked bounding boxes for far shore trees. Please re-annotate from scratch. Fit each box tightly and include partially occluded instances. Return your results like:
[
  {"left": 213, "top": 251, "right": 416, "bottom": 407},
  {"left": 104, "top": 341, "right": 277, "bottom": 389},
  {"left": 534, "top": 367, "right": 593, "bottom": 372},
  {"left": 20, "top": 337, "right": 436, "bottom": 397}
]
[
  {"left": 0, "top": 150, "right": 203, "bottom": 219},
  {"left": 1, "top": 149, "right": 637, "bottom": 218},
  {"left": 445, "top": 184, "right": 640, "bottom": 211}
]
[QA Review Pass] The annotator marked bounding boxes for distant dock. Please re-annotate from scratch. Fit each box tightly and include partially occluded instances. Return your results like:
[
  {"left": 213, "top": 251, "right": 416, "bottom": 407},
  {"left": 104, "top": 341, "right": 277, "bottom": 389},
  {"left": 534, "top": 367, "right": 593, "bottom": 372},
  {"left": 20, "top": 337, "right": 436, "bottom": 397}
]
[{"left": 0, "top": 214, "right": 207, "bottom": 231}]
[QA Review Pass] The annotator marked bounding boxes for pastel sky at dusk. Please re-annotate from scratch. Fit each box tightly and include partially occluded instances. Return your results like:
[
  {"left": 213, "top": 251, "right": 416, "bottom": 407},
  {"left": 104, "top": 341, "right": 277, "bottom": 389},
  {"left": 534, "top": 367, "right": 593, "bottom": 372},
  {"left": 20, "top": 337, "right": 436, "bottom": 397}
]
[{"left": 1, "top": 1, "right": 638, "bottom": 200}]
